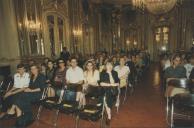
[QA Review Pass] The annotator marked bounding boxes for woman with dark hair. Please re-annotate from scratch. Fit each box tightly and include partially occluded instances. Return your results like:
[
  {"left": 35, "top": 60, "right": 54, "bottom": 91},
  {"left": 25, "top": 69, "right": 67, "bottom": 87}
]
[
  {"left": 51, "top": 59, "right": 67, "bottom": 97},
  {"left": 11, "top": 64, "right": 47, "bottom": 126},
  {"left": 46, "top": 60, "right": 55, "bottom": 83},
  {"left": 99, "top": 60, "right": 119, "bottom": 125}
]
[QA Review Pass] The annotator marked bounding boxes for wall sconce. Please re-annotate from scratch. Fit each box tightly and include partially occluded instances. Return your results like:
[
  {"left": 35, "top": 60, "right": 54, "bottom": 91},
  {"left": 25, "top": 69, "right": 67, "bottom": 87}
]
[
  {"left": 126, "top": 40, "right": 131, "bottom": 45},
  {"left": 134, "top": 40, "right": 137, "bottom": 45},
  {"left": 161, "top": 46, "right": 167, "bottom": 51},
  {"left": 24, "top": 20, "right": 41, "bottom": 30},
  {"left": 73, "top": 29, "right": 82, "bottom": 36}
]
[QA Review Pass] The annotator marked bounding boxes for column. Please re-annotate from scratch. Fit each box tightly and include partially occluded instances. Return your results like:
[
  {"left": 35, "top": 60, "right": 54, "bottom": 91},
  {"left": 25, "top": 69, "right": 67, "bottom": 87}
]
[{"left": 0, "top": 0, "right": 20, "bottom": 74}]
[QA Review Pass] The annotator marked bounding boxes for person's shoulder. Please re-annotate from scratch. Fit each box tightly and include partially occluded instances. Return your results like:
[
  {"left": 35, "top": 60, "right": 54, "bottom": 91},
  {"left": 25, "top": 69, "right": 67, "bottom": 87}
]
[
  {"left": 112, "top": 70, "right": 118, "bottom": 74},
  {"left": 94, "top": 70, "right": 100, "bottom": 74},
  {"left": 114, "top": 66, "right": 119, "bottom": 70},
  {"left": 124, "top": 65, "right": 129, "bottom": 69},
  {"left": 24, "top": 72, "right": 30, "bottom": 76},
  {"left": 77, "top": 66, "right": 83, "bottom": 71},
  {"left": 39, "top": 73, "right": 46, "bottom": 78},
  {"left": 14, "top": 73, "right": 20, "bottom": 77},
  {"left": 165, "top": 66, "right": 172, "bottom": 71}
]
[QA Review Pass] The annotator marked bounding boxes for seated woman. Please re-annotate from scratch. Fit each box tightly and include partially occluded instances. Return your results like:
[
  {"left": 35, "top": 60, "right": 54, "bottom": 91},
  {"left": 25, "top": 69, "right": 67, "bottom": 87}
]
[
  {"left": 81, "top": 60, "right": 100, "bottom": 105},
  {"left": 164, "top": 54, "right": 187, "bottom": 97},
  {"left": 50, "top": 59, "right": 67, "bottom": 97},
  {"left": 10, "top": 64, "right": 47, "bottom": 124},
  {"left": 114, "top": 57, "right": 130, "bottom": 88},
  {"left": 46, "top": 60, "right": 55, "bottom": 84},
  {"left": 99, "top": 60, "right": 119, "bottom": 125}
]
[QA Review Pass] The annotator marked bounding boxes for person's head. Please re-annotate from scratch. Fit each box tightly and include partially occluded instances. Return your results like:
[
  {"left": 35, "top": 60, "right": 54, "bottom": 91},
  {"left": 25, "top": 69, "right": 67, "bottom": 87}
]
[
  {"left": 190, "top": 54, "right": 194, "bottom": 65},
  {"left": 57, "top": 59, "right": 66, "bottom": 69},
  {"left": 41, "top": 63, "right": 47, "bottom": 71},
  {"left": 30, "top": 64, "right": 39, "bottom": 76},
  {"left": 172, "top": 54, "right": 181, "bottom": 67},
  {"left": 44, "top": 57, "right": 49, "bottom": 64},
  {"left": 119, "top": 57, "right": 125, "bottom": 66},
  {"left": 105, "top": 60, "right": 113, "bottom": 72},
  {"left": 29, "top": 59, "right": 35, "bottom": 66},
  {"left": 132, "top": 55, "right": 136, "bottom": 62},
  {"left": 70, "top": 57, "right": 78, "bottom": 68},
  {"left": 112, "top": 56, "right": 117, "bottom": 62},
  {"left": 85, "top": 60, "right": 96, "bottom": 72},
  {"left": 47, "top": 60, "right": 54, "bottom": 69},
  {"left": 63, "top": 47, "right": 67, "bottom": 51},
  {"left": 17, "top": 64, "right": 25, "bottom": 75}
]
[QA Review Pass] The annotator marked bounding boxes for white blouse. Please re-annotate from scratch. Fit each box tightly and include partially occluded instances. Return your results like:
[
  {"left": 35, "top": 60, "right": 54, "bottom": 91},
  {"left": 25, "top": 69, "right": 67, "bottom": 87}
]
[{"left": 84, "top": 70, "right": 100, "bottom": 85}]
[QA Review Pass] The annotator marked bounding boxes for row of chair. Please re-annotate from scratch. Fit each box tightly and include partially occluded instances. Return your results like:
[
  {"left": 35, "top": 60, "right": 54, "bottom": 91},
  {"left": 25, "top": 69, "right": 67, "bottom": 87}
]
[
  {"left": 166, "top": 79, "right": 194, "bottom": 128},
  {"left": 37, "top": 84, "right": 107, "bottom": 128}
]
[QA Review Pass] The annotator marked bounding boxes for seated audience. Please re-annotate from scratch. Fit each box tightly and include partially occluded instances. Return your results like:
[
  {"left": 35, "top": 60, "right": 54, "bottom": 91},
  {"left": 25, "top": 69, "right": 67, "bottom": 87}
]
[
  {"left": 10, "top": 64, "right": 47, "bottom": 126},
  {"left": 0, "top": 64, "right": 30, "bottom": 119}
]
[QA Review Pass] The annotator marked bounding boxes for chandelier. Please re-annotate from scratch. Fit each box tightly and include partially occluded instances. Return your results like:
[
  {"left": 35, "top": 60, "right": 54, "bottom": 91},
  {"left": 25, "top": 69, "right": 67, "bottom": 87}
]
[{"left": 132, "top": 0, "right": 181, "bottom": 15}]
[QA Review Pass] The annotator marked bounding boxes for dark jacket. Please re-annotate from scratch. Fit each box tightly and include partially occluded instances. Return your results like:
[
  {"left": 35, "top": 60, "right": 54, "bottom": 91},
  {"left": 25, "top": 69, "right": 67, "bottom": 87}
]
[{"left": 100, "top": 70, "right": 120, "bottom": 84}]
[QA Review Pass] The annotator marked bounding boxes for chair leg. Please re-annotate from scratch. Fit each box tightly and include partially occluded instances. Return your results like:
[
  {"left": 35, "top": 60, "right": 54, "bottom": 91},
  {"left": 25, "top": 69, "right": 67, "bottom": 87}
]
[
  {"left": 122, "top": 86, "right": 128, "bottom": 104},
  {"left": 75, "top": 115, "right": 79, "bottom": 128},
  {"left": 53, "top": 110, "right": 60, "bottom": 127},
  {"left": 170, "top": 99, "right": 174, "bottom": 128},
  {"left": 36, "top": 105, "right": 43, "bottom": 120},
  {"left": 166, "top": 97, "right": 170, "bottom": 125}
]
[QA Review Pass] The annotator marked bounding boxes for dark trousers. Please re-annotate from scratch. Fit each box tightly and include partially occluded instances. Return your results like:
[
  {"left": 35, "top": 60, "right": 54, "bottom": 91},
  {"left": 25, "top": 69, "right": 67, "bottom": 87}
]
[
  {"left": 1, "top": 93, "right": 20, "bottom": 112},
  {"left": 13, "top": 92, "right": 42, "bottom": 115}
]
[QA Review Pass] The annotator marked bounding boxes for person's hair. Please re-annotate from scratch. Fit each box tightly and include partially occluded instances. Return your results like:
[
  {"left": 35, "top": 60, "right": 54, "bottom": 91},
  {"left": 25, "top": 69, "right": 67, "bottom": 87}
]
[
  {"left": 30, "top": 64, "right": 39, "bottom": 69},
  {"left": 70, "top": 56, "right": 77, "bottom": 61},
  {"left": 17, "top": 63, "right": 25, "bottom": 69},
  {"left": 57, "top": 59, "right": 66, "bottom": 67},
  {"left": 29, "top": 64, "right": 39, "bottom": 78},
  {"left": 172, "top": 54, "right": 181, "bottom": 61},
  {"left": 104, "top": 60, "right": 113, "bottom": 71},
  {"left": 84, "top": 60, "right": 96, "bottom": 75},
  {"left": 41, "top": 63, "right": 47, "bottom": 67},
  {"left": 47, "top": 60, "right": 53, "bottom": 64},
  {"left": 119, "top": 56, "right": 125, "bottom": 60}
]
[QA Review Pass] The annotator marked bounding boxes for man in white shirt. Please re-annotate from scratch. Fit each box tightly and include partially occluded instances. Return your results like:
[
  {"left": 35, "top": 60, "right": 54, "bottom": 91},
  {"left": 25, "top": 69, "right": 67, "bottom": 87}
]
[
  {"left": 66, "top": 57, "right": 84, "bottom": 101},
  {"left": 0, "top": 64, "right": 30, "bottom": 119},
  {"left": 184, "top": 55, "right": 194, "bottom": 78},
  {"left": 114, "top": 57, "right": 130, "bottom": 88}
]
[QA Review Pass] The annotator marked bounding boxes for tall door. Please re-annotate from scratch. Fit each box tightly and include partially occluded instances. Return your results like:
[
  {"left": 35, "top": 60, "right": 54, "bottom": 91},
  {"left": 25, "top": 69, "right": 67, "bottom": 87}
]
[{"left": 153, "top": 26, "right": 169, "bottom": 61}]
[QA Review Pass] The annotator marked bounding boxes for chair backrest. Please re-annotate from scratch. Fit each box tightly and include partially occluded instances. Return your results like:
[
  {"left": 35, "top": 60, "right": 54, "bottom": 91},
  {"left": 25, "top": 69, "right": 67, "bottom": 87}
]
[{"left": 168, "top": 78, "right": 192, "bottom": 89}]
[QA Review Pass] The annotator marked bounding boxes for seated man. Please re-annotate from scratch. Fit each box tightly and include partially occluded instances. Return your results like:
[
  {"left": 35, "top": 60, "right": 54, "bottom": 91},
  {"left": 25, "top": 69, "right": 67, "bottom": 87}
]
[
  {"left": 0, "top": 64, "right": 30, "bottom": 119},
  {"left": 66, "top": 57, "right": 84, "bottom": 101},
  {"left": 164, "top": 54, "right": 187, "bottom": 97}
]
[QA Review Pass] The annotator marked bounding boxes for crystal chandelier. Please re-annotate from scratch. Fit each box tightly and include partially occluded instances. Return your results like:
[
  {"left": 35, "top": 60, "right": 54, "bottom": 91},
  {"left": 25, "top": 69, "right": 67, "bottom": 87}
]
[{"left": 132, "top": 0, "right": 181, "bottom": 15}]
